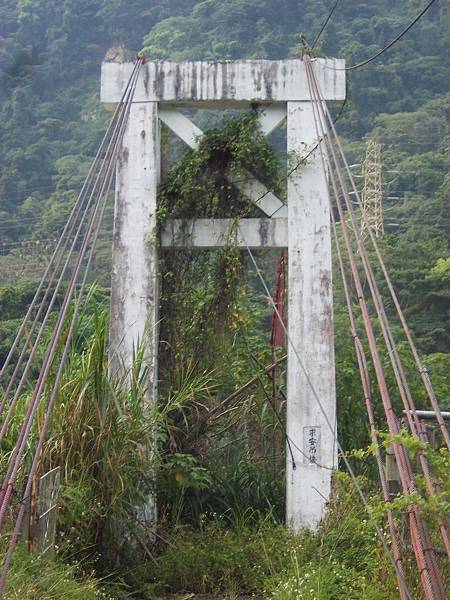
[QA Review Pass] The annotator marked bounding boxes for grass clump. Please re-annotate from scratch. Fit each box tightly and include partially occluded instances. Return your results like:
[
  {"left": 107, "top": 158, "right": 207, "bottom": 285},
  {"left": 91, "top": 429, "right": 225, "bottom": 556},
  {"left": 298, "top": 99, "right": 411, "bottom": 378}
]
[
  {"left": 40, "top": 308, "right": 157, "bottom": 572},
  {"left": 4, "top": 547, "right": 111, "bottom": 600},
  {"left": 143, "top": 473, "right": 401, "bottom": 599}
]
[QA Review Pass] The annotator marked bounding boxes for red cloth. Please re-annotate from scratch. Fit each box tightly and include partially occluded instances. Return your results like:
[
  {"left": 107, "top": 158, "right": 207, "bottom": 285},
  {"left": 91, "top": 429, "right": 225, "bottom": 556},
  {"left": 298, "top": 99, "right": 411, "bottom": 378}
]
[{"left": 270, "top": 250, "right": 287, "bottom": 348}]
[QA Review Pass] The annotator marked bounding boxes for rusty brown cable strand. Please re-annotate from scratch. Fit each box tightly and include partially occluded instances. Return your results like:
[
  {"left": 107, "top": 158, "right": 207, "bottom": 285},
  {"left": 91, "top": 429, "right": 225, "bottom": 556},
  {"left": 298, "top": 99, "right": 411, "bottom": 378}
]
[
  {"left": 0, "top": 68, "right": 136, "bottom": 388},
  {"left": 0, "top": 69, "right": 143, "bottom": 591},
  {"left": 331, "top": 213, "right": 410, "bottom": 600},
  {"left": 308, "top": 57, "right": 450, "bottom": 452},
  {"left": 306, "top": 65, "right": 412, "bottom": 598},
  {"left": 305, "top": 57, "right": 444, "bottom": 598},
  {"left": 0, "top": 61, "right": 142, "bottom": 502},
  {"left": 0, "top": 144, "right": 119, "bottom": 596},
  {"left": 305, "top": 56, "right": 450, "bottom": 563},
  {"left": 307, "top": 50, "right": 449, "bottom": 498},
  {"left": 304, "top": 57, "right": 446, "bottom": 599},
  {"left": 0, "top": 60, "right": 141, "bottom": 410},
  {"left": 0, "top": 62, "right": 142, "bottom": 443},
  {"left": 0, "top": 60, "right": 144, "bottom": 535},
  {"left": 241, "top": 235, "right": 415, "bottom": 600},
  {"left": 328, "top": 131, "right": 450, "bottom": 452}
]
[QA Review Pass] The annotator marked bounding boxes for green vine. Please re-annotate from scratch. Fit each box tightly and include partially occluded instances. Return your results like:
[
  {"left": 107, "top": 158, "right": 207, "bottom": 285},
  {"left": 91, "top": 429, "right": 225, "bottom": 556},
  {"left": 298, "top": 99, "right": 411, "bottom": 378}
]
[{"left": 157, "top": 113, "right": 284, "bottom": 380}]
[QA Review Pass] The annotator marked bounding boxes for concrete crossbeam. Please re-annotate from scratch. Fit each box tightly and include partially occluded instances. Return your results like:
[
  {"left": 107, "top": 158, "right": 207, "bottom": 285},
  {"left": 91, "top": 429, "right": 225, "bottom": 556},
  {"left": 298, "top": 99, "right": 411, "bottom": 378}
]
[
  {"left": 101, "top": 59, "right": 345, "bottom": 107},
  {"left": 161, "top": 218, "right": 287, "bottom": 248}
]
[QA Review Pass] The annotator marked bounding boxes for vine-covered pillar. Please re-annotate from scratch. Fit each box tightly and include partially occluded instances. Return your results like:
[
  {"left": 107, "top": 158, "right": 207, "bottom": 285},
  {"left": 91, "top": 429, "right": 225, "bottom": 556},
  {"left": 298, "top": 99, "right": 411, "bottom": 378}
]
[
  {"left": 286, "top": 101, "right": 337, "bottom": 531},
  {"left": 109, "top": 101, "right": 160, "bottom": 521}
]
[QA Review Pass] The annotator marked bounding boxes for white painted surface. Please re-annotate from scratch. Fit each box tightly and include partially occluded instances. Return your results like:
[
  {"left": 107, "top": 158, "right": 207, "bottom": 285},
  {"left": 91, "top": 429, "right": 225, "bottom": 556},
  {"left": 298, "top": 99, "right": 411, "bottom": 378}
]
[
  {"left": 109, "top": 101, "right": 160, "bottom": 409},
  {"left": 109, "top": 101, "right": 160, "bottom": 523},
  {"left": 161, "top": 218, "right": 287, "bottom": 248},
  {"left": 159, "top": 108, "right": 203, "bottom": 149},
  {"left": 258, "top": 105, "right": 287, "bottom": 136},
  {"left": 286, "top": 101, "right": 337, "bottom": 531},
  {"left": 101, "top": 59, "right": 345, "bottom": 106},
  {"left": 235, "top": 176, "right": 287, "bottom": 217}
]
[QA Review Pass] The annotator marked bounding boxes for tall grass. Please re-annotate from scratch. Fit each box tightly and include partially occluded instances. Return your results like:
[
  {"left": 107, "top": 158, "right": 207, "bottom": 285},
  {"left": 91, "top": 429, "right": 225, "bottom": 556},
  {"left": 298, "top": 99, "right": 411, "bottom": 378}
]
[
  {"left": 38, "top": 306, "right": 221, "bottom": 575},
  {"left": 4, "top": 547, "right": 108, "bottom": 600},
  {"left": 39, "top": 308, "right": 155, "bottom": 570},
  {"left": 142, "top": 473, "right": 402, "bottom": 599}
]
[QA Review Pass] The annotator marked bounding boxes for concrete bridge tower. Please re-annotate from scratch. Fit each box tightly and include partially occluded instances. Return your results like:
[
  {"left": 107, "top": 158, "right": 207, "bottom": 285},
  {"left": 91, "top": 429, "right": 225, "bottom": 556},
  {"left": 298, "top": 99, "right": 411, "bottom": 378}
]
[{"left": 101, "top": 56, "right": 346, "bottom": 530}]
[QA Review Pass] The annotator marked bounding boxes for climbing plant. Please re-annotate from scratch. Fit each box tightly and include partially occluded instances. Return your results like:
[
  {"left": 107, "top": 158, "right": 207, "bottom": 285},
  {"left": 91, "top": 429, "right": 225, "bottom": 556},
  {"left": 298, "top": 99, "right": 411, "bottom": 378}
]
[{"left": 157, "top": 113, "right": 284, "bottom": 380}]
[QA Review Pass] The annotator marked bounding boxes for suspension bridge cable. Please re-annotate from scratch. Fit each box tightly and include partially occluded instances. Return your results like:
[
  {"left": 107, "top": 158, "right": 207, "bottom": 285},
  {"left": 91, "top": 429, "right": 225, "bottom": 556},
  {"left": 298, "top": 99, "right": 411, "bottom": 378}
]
[
  {"left": 238, "top": 231, "right": 415, "bottom": 600},
  {"left": 319, "top": 92, "right": 450, "bottom": 453},
  {"left": 306, "top": 58, "right": 450, "bottom": 566},
  {"left": 0, "top": 64, "right": 141, "bottom": 477},
  {"left": 304, "top": 55, "right": 447, "bottom": 597},
  {"left": 0, "top": 149, "right": 118, "bottom": 597},
  {"left": 0, "top": 65, "right": 142, "bottom": 592},
  {"left": 0, "top": 61, "right": 144, "bottom": 576},
  {"left": 340, "top": 0, "right": 439, "bottom": 71},
  {"left": 307, "top": 55, "right": 450, "bottom": 475},
  {"left": 0, "top": 62, "right": 140, "bottom": 390},
  {"left": 0, "top": 62, "right": 141, "bottom": 428},
  {"left": 308, "top": 74, "right": 450, "bottom": 450},
  {"left": 299, "top": 65, "right": 429, "bottom": 597},
  {"left": 311, "top": 0, "right": 340, "bottom": 50},
  {"left": 330, "top": 214, "right": 409, "bottom": 600}
]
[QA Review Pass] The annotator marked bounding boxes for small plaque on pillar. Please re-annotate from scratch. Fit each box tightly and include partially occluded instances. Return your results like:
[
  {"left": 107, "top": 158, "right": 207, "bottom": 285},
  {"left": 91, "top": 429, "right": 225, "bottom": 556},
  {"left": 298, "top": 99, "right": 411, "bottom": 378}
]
[{"left": 303, "top": 426, "right": 321, "bottom": 465}]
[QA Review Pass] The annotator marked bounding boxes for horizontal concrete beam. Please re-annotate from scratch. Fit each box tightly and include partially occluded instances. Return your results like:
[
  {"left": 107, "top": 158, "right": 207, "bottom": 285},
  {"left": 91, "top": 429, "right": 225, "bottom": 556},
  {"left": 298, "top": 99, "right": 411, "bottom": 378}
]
[
  {"left": 101, "top": 58, "right": 345, "bottom": 106},
  {"left": 161, "top": 218, "right": 287, "bottom": 248}
]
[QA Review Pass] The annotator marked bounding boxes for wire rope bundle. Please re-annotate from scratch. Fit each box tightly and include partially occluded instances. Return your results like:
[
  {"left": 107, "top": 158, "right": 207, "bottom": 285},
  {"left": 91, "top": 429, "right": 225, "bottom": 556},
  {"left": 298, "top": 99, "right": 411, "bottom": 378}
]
[{"left": 0, "top": 56, "right": 145, "bottom": 595}]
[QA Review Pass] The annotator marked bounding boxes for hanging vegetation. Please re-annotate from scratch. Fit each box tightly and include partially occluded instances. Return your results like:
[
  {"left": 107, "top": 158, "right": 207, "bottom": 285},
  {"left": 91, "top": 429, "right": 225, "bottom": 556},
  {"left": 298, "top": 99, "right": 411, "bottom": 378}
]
[{"left": 157, "top": 113, "right": 285, "bottom": 380}]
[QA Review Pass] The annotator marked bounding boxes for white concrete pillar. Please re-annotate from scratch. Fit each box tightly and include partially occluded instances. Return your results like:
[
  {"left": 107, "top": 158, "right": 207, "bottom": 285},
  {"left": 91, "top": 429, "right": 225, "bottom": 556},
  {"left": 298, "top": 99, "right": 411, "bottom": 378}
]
[
  {"left": 286, "top": 101, "right": 336, "bottom": 531},
  {"left": 109, "top": 101, "right": 160, "bottom": 411}
]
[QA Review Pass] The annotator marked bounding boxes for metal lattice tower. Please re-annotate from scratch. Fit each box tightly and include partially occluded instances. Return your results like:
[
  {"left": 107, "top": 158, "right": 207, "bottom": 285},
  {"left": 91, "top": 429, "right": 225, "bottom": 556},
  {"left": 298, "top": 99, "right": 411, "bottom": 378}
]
[{"left": 361, "top": 139, "right": 383, "bottom": 237}]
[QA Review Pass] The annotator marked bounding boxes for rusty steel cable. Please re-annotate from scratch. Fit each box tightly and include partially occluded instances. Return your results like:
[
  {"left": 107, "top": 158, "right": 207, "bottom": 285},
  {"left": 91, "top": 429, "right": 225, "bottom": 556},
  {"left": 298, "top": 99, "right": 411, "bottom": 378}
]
[
  {"left": 0, "top": 61, "right": 142, "bottom": 444},
  {"left": 325, "top": 123, "right": 450, "bottom": 452},
  {"left": 0, "top": 63, "right": 142, "bottom": 524},
  {"left": 0, "top": 71, "right": 134, "bottom": 390},
  {"left": 304, "top": 55, "right": 447, "bottom": 599},
  {"left": 305, "top": 54, "right": 450, "bottom": 564},
  {"left": 0, "top": 131, "right": 121, "bottom": 596},
  {"left": 331, "top": 213, "right": 410, "bottom": 600},
  {"left": 0, "top": 59, "right": 143, "bottom": 551},
  {"left": 0, "top": 60, "right": 141, "bottom": 411},
  {"left": 240, "top": 232, "right": 415, "bottom": 600},
  {"left": 305, "top": 56, "right": 445, "bottom": 598},
  {"left": 307, "top": 58, "right": 450, "bottom": 452},
  {"left": 308, "top": 63, "right": 409, "bottom": 597}
]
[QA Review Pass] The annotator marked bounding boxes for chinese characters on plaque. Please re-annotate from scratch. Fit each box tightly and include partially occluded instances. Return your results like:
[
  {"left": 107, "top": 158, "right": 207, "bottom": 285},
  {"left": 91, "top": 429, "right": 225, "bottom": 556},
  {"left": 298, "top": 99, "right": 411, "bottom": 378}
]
[{"left": 303, "top": 426, "right": 321, "bottom": 465}]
